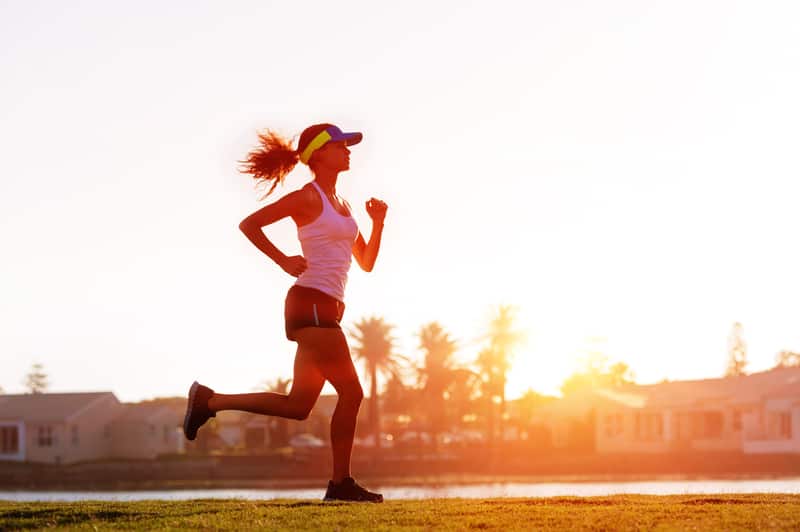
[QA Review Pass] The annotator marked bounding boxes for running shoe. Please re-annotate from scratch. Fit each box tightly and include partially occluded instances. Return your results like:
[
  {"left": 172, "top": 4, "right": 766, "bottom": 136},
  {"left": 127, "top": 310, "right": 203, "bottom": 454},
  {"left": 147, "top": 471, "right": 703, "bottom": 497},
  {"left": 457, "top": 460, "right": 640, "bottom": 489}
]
[
  {"left": 183, "top": 381, "right": 215, "bottom": 441},
  {"left": 323, "top": 477, "right": 384, "bottom": 503}
]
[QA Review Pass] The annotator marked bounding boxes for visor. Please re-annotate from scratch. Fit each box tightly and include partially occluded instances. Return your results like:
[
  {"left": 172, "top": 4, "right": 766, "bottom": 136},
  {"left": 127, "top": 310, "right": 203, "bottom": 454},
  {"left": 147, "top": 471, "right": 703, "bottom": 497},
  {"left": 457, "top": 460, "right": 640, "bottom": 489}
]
[{"left": 299, "top": 125, "right": 362, "bottom": 164}]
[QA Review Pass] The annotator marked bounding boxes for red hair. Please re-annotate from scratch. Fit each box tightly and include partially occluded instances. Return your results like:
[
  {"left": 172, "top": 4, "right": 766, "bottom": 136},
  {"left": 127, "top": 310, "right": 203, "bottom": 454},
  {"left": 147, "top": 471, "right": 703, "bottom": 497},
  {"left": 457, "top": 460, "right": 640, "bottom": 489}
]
[
  {"left": 239, "top": 131, "right": 299, "bottom": 198},
  {"left": 239, "top": 124, "right": 333, "bottom": 198}
]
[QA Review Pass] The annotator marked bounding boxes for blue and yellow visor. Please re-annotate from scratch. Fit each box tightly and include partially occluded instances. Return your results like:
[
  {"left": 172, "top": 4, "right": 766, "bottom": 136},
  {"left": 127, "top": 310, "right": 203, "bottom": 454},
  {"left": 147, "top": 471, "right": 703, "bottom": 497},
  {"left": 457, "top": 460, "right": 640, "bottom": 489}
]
[{"left": 299, "top": 125, "right": 362, "bottom": 164}]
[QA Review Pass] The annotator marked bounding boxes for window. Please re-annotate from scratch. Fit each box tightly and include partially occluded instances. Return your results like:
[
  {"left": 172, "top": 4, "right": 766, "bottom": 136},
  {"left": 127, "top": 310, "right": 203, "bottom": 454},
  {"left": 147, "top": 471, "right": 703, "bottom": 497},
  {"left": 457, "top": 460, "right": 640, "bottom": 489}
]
[
  {"left": 634, "top": 412, "right": 663, "bottom": 441},
  {"left": 768, "top": 412, "right": 792, "bottom": 440},
  {"left": 37, "top": 426, "right": 53, "bottom": 447},
  {"left": 780, "top": 413, "right": 792, "bottom": 439},
  {"left": 604, "top": 413, "right": 624, "bottom": 437},
  {"left": 71, "top": 426, "right": 79, "bottom": 446},
  {"left": 1, "top": 426, "right": 19, "bottom": 454},
  {"left": 732, "top": 410, "right": 742, "bottom": 432},
  {"left": 690, "top": 411, "right": 723, "bottom": 439},
  {"left": 163, "top": 425, "right": 170, "bottom": 444}
]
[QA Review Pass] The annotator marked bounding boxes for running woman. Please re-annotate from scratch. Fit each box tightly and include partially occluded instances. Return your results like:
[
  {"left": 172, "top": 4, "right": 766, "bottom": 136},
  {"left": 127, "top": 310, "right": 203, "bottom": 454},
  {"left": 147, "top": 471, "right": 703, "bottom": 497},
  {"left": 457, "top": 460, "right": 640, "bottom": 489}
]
[{"left": 183, "top": 123, "right": 386, "bottom": 503}]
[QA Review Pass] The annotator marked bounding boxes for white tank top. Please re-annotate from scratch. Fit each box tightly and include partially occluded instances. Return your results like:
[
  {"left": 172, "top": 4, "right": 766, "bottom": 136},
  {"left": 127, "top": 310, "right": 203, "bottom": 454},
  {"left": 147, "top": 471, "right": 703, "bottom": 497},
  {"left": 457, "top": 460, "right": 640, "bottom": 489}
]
[{"left": 294, "top": 181, "right": 359, "bottom": 302}]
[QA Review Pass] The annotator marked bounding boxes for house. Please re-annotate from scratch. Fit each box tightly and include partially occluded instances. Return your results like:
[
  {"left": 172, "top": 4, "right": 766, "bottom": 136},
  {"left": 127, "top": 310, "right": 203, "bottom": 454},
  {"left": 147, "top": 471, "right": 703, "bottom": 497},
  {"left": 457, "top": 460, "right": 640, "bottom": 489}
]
[
  {"left": 534, "top": 367, "right": 800, "bottom": 455},
  {"left": 0, "top": 392, "right": 123, "bottom": 464},
  {"left": 110, "top": 403, "right": 184, "bottom": 459}
]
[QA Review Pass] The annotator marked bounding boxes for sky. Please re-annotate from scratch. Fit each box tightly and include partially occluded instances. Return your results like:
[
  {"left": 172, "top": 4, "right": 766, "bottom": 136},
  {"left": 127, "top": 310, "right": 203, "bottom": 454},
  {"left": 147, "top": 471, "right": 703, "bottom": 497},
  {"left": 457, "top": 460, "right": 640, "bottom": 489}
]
[{"left": 2, "top": 0, "right": 799, "bottom": 402}]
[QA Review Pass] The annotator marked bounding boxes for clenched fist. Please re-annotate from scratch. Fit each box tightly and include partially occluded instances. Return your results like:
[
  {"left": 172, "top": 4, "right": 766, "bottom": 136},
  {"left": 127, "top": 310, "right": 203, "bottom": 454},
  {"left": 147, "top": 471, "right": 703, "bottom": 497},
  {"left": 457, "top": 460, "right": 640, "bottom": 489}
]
[
  {"left": 366, "top": 198, "right": 388, "bottom": 224},
  {"left": 278, "top": 255, "right": 307, "bottom": 277}
]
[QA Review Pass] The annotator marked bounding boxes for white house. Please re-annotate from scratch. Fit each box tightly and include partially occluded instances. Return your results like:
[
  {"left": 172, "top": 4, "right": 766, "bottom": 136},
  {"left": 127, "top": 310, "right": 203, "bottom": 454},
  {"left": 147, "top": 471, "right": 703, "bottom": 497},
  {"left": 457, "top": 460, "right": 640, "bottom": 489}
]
[
  {"left": 0, "top": 392, "right": 123, "bottom": 464},
  {"left": 534, "top": 367, "right": 800, "bottom": 454}
]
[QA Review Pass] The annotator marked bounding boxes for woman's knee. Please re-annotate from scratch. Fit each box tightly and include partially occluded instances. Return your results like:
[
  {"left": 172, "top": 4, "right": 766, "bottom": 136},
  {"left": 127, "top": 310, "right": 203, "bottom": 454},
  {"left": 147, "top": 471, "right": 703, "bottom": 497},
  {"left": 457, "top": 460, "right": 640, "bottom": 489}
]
[
  {"left": 339, "top": 382, "right": 363, "bottom": 406},
  {"left": 288, "top": 407, "right": 312, "bottom": 421}
]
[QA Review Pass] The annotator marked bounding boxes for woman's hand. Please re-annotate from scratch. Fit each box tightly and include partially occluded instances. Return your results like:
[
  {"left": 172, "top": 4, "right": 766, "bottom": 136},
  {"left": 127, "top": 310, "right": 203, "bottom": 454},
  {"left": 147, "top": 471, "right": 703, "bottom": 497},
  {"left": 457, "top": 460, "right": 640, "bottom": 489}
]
[
  {"left": 278, "top": 255, "right": 308, "bottom": 277},
  {"left": 366, "top": 198, "right": 388, "bottom": 224}
]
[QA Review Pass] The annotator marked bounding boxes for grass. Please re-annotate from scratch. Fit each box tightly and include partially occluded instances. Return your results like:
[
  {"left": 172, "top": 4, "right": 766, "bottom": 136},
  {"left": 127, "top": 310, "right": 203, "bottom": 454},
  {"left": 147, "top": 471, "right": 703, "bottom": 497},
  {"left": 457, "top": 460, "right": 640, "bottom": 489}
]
[{"left": 2, "top": 495, "right": 800, "bottom": 530}]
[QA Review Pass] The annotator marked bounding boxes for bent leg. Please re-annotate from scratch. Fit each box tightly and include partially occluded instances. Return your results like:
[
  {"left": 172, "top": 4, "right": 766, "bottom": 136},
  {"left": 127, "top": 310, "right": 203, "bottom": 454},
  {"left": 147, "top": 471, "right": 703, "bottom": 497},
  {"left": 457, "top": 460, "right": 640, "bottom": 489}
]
[
  {"left": 208, "top": 344, "right": 325, "bottom": 420},
  {"left": 293, "top": 327, "right": 363, "bottom": 483}
]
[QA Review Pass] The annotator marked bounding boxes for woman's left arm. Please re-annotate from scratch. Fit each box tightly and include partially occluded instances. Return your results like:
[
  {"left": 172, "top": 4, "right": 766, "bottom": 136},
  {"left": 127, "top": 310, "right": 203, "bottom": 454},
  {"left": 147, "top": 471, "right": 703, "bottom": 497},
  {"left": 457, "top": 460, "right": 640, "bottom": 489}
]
[{"left": 352, "top": 197, "right": 387, "bottom": 272}]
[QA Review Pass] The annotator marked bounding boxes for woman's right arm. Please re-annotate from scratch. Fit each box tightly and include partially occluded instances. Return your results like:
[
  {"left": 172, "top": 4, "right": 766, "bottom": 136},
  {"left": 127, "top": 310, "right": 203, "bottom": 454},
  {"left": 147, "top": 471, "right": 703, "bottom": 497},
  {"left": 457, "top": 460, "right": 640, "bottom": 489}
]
[{"left": 239, "top": 190, "right": 308, "bottom": 277}]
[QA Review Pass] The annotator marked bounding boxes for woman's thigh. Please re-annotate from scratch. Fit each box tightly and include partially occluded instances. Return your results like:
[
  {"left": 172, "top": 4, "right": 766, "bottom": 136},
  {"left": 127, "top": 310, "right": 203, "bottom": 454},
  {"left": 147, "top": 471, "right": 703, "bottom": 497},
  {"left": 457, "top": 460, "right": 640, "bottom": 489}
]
[{"left": 293, "top": 327, "right": 361, "bottom": 393}]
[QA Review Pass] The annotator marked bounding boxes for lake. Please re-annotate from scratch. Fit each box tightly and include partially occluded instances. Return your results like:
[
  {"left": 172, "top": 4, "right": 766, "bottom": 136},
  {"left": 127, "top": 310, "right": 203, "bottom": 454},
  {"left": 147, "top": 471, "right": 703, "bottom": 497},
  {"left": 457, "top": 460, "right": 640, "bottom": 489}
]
[{"left": 3, "top": 479, "right": 800, "bottom": 501}]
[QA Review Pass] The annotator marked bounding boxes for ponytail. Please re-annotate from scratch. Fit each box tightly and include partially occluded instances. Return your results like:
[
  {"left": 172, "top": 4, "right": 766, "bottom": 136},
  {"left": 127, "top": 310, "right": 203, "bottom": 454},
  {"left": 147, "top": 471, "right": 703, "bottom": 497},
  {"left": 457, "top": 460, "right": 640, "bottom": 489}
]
[{"left": 239, "top": 130, "right": 299, "bottom": 198}]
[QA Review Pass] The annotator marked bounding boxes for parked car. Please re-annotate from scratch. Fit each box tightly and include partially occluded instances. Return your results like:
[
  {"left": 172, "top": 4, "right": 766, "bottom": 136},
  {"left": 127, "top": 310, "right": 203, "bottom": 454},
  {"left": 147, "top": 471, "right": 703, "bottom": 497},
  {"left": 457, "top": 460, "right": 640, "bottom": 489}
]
[
  {"left": 289, "top": 433, "right": 325, "bottom": 449},
  {"left": 354, "top": 433, "right": 395, "bottom": 448}
]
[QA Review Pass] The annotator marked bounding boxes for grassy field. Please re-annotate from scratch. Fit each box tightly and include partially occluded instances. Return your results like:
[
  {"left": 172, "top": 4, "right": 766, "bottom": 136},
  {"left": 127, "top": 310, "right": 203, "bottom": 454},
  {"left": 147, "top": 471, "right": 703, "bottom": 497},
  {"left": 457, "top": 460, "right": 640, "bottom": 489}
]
[{"left": 2, "top": 495, "right": 800, "bottom": 530}]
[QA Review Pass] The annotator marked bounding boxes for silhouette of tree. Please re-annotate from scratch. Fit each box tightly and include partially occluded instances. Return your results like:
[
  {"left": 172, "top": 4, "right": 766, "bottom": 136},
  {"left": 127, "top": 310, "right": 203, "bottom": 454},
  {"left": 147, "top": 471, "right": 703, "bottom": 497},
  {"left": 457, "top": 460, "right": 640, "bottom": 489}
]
[
  {"left": 448, "top": 367, "right": 480, "bottom": 427},
  {"left": 382, "top": 372, "right": 410, "bottom": 416},
  {"left": 349, "top": 316, "right": 404, "bottom": 449},
  {"left": 726, "top": 322, "right": 748, "bottom": 377},
  {"left": 775, "top": 350, "right": 800, "bottom": 368},
  {"left": 560, "top": 342, "right": 635, "bottom": 396},
  {"left": 417, "top": 322, "right": 459, "bottom": 441},
  {"left": 24, "top": 363, "right": 48, "bottom": 394},
  {"left": 261, "top": 377, "right": 292, "bottom": 448},
  {"left": 477, "top": 305, "right": 525, "bottom": 444}
]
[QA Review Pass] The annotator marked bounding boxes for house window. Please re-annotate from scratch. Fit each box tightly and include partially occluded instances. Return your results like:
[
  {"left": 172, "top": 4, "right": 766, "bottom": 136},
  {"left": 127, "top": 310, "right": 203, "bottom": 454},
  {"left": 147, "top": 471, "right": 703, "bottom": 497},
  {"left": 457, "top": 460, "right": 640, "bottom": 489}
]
[
  {"left": 768, "top": 412, "right": 792, "bottom": 440},
  {"left": 634, "top": 412, "right": 663, "bottom": 441},
  {"left": 71, "top": 426, "right": 79, "bottom": 446},
  {"left": 1, "top": 426, "right": 19, "bottom": 454},
  {"left": 37, "top": 426, "right": 54, "bottom": 447},
  {"left": 604, "top": 413, "right": 623, "bottom": 437},
  {"left": 691, "top": 411, "right": 723, "bottom": 439},
  {"left": 779, "top": 413, "right": 792, "bottom": 439},
  {"left": 732, "top": 410, "right": 742, "bottom": 432}
]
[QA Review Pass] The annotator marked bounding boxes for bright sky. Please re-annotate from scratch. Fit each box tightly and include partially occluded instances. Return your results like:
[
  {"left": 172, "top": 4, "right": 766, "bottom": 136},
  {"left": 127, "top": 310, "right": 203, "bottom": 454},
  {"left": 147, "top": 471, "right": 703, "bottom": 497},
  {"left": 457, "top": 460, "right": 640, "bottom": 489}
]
[{"left": 2, "top": 1, "right": 799, "bottom": 402}]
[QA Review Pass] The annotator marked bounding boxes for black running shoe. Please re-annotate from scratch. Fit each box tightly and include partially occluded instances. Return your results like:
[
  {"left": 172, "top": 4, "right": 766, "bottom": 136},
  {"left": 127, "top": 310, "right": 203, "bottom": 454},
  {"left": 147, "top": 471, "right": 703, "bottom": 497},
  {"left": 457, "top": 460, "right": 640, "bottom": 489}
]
[
  {"left": 183, "top": 381, "right": 215, "bottom": 441},
  {"left": 323, "top": 477, "right": 383, "bottom": 503}
]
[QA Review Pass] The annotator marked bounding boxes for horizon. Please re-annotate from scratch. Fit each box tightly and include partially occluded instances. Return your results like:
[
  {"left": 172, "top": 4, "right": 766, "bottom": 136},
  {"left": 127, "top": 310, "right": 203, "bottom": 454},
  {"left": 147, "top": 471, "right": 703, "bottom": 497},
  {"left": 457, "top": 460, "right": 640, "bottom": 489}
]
[{"left": 2, "top": 1, "right": 799, "bottom": 403}]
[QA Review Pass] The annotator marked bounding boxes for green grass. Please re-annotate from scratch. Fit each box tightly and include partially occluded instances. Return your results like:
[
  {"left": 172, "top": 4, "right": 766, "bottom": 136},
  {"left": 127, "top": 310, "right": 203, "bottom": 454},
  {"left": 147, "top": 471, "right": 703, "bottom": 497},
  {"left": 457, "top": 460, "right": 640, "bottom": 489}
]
[{"left": 2, "top": 495, "right": 800, "bottom": 530}]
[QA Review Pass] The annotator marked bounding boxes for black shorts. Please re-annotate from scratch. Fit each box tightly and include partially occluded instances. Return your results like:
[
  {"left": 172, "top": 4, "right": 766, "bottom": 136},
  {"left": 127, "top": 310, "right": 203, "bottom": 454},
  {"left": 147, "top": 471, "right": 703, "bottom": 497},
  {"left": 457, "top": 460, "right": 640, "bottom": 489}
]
[{"left": 284, "top": 285, "right": 346, "bottom": 341}]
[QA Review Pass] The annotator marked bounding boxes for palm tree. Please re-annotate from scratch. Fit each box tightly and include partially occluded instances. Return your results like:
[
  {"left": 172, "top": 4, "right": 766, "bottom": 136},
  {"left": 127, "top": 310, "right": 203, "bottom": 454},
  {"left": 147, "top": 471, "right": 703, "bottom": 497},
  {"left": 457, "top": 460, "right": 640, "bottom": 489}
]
[
  {"left": 477, "top": 305, "right": 525, "bottom": 444},
  {"left": 257, "top": 377, "right": 292, "bottom": 448},
  {"left": 417, "top": 322, "right": 459, "bottom": 442},
  {"left": 349, "top": 316, "right": 404, "bottom": 449},
  {"left": 24, "top": 362, "right": 49, "bottom": 394}
]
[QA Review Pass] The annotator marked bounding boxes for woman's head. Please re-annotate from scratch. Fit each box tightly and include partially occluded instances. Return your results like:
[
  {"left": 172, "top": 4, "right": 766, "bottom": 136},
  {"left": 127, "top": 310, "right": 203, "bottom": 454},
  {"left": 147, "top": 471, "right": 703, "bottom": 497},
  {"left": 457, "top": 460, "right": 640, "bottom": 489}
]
[{"left": 240, "top": 123, "right": 362, "bottom": 197}]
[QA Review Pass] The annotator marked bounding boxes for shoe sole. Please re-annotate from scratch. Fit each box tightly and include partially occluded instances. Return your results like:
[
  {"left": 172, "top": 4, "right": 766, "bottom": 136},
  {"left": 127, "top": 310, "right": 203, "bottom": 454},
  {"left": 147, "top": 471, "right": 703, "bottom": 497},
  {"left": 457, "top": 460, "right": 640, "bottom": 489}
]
[{"left": 183, "top": 381, "right": 200, "bottom": 441}]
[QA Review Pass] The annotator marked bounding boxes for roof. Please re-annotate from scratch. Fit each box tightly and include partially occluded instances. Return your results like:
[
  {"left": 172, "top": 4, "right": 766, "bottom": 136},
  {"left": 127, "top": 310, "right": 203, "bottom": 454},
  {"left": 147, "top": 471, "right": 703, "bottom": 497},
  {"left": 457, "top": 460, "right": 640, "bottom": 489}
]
[
  {"left": 534, "top": 367, "right": 800, "bottom": 418},
  {"left": 112, "top": 403, "right": 180, "bottom": 423},
  {"left": 0, "top": 392, "right": 119, "bottom": 423},
  {"left": 635, "top": 366, "right": 800, "bottom": 407}
]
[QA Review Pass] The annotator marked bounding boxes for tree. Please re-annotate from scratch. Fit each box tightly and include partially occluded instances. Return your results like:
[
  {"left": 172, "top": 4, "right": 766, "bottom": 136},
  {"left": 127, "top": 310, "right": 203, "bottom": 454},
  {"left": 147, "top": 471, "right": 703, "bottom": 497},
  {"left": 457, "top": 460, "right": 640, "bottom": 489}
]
[
  {"left": 349, "top": 316, "right": 404, "bottom": 449},
  {"left": 560, "top": 358, "right": 635, "bottom": 395},
  {"left": 775, "top": 350, "right": 800, "bottom": 368},
  {"left": 417, "top": 322, "right": 459, "bottom": 441},
  {"left": 24, "top": 363, "right": 49, "bottom": 394},
  {"left": 726, "top": 322, "right": 748, "bottom": 377},
  {"left": 448, "top": 367, "right": 480, "bottom": 427},
  {"left": 261, "top": 377, "right": 292, "bottom": 448},
  {"left": 560, "top": 340, "right": 635, "bottom": 396},
  {"left": 476, "top": 305, "right": 525, "bottom": 444}
]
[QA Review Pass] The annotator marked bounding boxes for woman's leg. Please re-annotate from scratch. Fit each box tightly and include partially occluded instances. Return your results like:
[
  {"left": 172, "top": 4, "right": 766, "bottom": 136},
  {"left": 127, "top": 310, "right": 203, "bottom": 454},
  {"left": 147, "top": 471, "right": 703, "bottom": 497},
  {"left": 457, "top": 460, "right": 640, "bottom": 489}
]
[
  {"left": 292, "top": 327, "right": 363, "bottom": 483},
  {"left": 207, "top": 343, "right": 326, "bottom": 420}
]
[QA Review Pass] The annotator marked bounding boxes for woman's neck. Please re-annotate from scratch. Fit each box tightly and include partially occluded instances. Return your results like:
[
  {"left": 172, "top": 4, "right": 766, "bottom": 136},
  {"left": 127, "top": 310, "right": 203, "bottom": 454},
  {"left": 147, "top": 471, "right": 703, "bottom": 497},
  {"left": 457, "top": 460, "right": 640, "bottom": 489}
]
[{"left": 313, "top": 170, "right": 339, "bottom": 195}]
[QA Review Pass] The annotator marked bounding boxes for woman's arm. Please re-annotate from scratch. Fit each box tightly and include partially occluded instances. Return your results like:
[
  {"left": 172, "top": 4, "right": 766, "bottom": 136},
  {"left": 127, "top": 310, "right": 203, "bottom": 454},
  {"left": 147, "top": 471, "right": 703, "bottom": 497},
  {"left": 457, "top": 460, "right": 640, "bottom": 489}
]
[
  {"left": 239, "top": 190, "right": 308, "bottom": 277},
  {"left": 352, "top": 198, "right": 387, "bottom": 272}
]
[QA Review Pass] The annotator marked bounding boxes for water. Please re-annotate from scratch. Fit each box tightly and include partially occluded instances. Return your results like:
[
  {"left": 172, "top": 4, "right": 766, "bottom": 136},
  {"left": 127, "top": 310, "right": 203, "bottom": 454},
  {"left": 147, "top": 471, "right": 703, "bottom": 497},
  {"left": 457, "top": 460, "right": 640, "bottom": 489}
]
[{"left": 2, "top": 479, "right": 800, "bottom": 502}]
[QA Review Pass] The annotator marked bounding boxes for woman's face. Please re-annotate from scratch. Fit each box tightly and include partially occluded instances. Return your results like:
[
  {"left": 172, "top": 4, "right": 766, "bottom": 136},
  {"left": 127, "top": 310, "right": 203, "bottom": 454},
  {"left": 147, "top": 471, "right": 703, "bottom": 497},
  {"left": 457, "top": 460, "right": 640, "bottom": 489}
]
[{"left": 311, "top": 141, "right": 350, "bottom": 172}]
